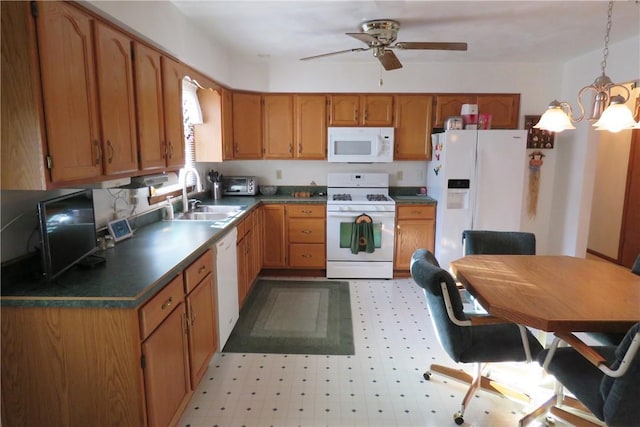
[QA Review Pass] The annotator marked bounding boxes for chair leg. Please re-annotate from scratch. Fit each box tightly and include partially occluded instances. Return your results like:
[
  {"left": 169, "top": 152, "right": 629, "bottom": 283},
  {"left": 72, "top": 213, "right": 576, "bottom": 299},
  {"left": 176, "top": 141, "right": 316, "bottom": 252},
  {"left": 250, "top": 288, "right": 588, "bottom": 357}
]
[{"left": 426, "top": 363, "right": 532, "bottom": 403}]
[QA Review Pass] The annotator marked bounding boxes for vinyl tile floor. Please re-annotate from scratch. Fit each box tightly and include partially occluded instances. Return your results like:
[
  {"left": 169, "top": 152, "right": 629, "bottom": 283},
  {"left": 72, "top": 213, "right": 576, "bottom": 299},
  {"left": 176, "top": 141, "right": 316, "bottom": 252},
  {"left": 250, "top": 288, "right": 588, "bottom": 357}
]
[{"left": 179, "top": 278, "right": 561, "bottom": 427}]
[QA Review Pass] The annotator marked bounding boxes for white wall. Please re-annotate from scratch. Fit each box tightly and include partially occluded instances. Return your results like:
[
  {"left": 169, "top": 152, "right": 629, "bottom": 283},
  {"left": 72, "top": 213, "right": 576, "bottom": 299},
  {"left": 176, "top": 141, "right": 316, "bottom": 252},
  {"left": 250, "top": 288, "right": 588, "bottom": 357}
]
[{"left": 548, "top": 35, "right": 640, "bottom": 257}]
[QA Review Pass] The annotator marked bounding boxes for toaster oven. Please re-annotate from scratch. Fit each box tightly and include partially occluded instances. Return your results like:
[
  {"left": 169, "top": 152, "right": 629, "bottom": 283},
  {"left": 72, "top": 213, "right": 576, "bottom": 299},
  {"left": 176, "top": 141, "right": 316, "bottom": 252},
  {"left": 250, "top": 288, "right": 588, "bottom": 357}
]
[{"left": 221, "top": 176, "right": 257, "bottom": 196}]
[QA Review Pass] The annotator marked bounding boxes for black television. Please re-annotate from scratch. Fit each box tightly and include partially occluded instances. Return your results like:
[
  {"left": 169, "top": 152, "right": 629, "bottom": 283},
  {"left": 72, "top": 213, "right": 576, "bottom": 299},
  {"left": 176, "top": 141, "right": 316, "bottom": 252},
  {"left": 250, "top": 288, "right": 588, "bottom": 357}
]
[{"left": 37, "top": 189, "right": 98, "bottom": 281}]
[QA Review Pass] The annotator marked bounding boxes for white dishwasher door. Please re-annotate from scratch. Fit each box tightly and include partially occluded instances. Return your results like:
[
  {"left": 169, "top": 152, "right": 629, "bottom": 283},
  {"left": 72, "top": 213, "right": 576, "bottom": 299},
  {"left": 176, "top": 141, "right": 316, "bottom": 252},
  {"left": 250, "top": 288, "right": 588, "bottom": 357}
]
[{"left": 216, "top": 227, "right": 239, "bottom": 350}]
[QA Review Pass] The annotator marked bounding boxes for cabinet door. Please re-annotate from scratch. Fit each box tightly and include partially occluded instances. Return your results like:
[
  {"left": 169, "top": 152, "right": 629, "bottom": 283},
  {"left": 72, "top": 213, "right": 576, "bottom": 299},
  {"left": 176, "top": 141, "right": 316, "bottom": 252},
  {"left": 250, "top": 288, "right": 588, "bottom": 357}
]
[
  {"left": 394, "top": 219, "right": 435, "bottom": 270},
  {"left": 142, "top": 303, "right": 190, "bottom": 427},
  {"left": 236, "top": 235, "right": 249, "bottom": 306},
  {"left": 134, "top": 43, "right": 166, "bottom": 171},
  {"left": 361, "top": 95, "right": 394, "bottom": 126},
  {"left": 263, "top": 94, "right": 294, "bottom": 158},
  {"left": 262, "top": 205, "right": 287, "bottom": 267},
  {"left": 221, "top": 88, "right": 235, "bottom": 160},
  {"left": 434, "top": 94, "right": 476, "bottom": 128},
  {"left": 37, "top": 1, "right": 102, "bottom": 183},
  {"left": 94, "top": 22, "right": 138, "bottom": 176},
  {"left": 295, "top": 94, "right": 327, "bottom": 159},
  {"left": 162, "top": 56, "right": 185, "bottom": 168},
  {"left": 232, "top": 92, "right": 263, "bottom": 159},
  {"left": 186, "top": 274, "right": 217, "bottom": 387},
  {"left": 477, "top": 94, "right": 520, "bottom": 129},
  {"left": 329, "top": 94, "right": 359, "bottom": 126},
  {"left": 394, "top": 95, "right": 433, "bottom": 160}
]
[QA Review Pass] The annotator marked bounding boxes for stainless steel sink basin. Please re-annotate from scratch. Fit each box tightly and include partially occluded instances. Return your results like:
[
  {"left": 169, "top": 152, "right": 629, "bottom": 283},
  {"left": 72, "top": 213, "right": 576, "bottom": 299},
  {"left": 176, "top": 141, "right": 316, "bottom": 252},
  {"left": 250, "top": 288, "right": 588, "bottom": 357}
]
[{"left": 172, "top": 205, "right": 246, "bottom": 223}]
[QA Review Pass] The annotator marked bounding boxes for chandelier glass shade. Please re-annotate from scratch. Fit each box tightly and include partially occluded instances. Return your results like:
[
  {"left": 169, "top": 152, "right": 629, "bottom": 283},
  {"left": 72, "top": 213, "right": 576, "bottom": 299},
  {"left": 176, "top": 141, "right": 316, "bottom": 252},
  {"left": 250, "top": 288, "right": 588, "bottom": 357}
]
[{"left": 535, "top": 1, "right": 638, "bottom": 133}]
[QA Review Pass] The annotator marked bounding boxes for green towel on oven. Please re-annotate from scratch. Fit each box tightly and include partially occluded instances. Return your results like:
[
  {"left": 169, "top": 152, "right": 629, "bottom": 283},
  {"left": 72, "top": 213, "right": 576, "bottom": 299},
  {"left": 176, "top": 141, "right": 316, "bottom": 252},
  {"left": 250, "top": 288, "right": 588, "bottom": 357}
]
[{"left": 350, "top": 221, "right": 375, "bottom": 254}]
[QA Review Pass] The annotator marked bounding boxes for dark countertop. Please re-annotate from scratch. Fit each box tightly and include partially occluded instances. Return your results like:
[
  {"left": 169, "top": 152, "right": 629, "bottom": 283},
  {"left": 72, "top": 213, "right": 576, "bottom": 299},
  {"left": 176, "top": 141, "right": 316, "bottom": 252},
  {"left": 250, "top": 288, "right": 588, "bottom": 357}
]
[{"left": 1, "top": 192, "right": 435, "bottom": 308}]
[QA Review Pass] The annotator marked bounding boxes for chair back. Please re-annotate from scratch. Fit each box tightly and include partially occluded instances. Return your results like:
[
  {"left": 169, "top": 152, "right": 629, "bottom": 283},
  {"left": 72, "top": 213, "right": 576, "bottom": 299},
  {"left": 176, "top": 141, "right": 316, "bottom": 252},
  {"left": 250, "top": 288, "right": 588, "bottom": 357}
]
[
  {"left": 410, "top": 249, "right": 470, "bottom": 362},
  {"left": 632, "top": 254, "right": 640, "bottom": 275},
  {"left": 600, "top": 322, "right": 640, "bottom": 426},
  {"left": 462, "top": 230, "right": 536, "bottom": 255}
]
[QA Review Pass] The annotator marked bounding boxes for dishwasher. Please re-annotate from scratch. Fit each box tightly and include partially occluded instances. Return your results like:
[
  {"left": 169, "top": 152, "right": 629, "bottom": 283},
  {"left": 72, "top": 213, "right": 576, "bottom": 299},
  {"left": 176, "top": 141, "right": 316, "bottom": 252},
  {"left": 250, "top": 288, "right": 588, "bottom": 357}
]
[{"left": 215, "top": 227, "right": 239, "bottom": 350}]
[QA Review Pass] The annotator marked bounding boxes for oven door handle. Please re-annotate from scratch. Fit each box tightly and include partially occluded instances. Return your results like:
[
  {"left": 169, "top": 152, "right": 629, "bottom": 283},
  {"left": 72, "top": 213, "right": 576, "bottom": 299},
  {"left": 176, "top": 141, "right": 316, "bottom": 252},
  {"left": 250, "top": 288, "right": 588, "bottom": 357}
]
[{"left": 327, "top": 211, "right": 396, "bottom": 219}]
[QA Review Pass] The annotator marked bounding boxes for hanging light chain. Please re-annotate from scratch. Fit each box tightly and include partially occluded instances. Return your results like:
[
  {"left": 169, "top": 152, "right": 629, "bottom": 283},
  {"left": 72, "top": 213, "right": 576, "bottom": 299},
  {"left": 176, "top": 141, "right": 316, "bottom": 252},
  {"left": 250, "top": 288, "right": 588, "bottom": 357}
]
[{"left": 600, "top": 0, "right": 614, "bottom": 74}]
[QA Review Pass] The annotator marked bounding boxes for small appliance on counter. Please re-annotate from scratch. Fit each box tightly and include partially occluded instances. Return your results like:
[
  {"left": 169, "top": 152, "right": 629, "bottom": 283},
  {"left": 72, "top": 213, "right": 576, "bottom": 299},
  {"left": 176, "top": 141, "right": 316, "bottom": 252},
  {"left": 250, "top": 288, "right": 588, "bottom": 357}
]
[{"left": 221, "top": 176, "right": 257, "bottom": 196}]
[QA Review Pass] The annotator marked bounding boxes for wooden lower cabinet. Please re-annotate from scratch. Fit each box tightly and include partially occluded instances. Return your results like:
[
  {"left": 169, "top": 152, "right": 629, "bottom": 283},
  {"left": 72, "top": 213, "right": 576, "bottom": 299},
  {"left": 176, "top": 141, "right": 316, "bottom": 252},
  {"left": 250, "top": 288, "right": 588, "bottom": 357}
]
[
  {"left": 394, "top": 204, "right": 436, "bottom": 272},
  {"left": 237, "top": 208, "right": 263, "bottom": 307},
  {"left": 286, "top": 205, "right": 326, "bottom": 268},
  {"left": 142, "top": 301, "right": 191, "bottom": 427},
  {"left": 262, "top": 204, "right": 287, "bottom": 268},
  {"left": 1, "top": 249, "right": 218, "bottom": 427}
]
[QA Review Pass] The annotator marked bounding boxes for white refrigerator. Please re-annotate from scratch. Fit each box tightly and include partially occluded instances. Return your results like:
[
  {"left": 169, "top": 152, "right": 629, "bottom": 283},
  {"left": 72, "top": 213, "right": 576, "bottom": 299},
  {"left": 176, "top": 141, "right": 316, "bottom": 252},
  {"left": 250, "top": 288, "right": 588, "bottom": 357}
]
[{"left": 427, "top": 130, "right": 528, "bottom": 269}]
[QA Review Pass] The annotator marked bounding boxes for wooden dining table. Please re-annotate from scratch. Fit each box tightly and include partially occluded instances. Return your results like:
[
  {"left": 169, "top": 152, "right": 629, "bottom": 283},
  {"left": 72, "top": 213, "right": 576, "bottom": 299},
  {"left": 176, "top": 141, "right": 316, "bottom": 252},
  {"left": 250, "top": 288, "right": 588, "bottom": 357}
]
[{"left": 450, "top": 255, "right": 640, "bottom": 333}]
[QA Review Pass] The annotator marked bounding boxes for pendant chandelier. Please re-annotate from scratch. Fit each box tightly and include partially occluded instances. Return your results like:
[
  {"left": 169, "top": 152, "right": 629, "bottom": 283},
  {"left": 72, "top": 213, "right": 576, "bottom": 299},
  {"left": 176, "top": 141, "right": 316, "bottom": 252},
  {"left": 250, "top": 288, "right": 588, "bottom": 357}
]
[{"left": 535, "top": 1, "right": 638, "bottom": 133}]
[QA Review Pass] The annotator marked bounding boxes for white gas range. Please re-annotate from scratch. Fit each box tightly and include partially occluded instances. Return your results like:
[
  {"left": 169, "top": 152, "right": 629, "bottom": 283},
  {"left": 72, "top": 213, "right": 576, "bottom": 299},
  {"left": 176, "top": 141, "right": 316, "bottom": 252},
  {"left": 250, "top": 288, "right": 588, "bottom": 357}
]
[{"left": 326, "top": 173, "right": 396, "bottom": 279}]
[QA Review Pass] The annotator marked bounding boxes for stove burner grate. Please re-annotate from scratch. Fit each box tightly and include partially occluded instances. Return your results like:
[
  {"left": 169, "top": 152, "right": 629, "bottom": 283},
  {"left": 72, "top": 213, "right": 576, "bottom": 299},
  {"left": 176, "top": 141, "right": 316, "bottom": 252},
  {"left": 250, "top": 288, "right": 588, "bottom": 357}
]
[
  {"left": 332, "top": 194, "right": 352, "bottom": 201},
  {"left": 366, "top": 194, "right": 390, "bottom": 202}
]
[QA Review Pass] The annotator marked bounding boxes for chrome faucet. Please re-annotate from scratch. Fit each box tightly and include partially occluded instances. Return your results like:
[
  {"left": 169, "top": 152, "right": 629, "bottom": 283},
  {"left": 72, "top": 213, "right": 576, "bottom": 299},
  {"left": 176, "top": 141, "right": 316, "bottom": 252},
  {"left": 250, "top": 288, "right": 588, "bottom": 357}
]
[{"left": 181, "top": 167, "right": 203, "bottom": 213}]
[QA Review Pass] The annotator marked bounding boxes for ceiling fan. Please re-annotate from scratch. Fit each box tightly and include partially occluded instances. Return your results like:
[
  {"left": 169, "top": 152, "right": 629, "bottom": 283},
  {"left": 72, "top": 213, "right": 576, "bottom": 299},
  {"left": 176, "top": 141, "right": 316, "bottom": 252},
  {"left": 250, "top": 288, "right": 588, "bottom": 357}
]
[{"left": 300, "top": 20, "right": 467, "bottom": 71}]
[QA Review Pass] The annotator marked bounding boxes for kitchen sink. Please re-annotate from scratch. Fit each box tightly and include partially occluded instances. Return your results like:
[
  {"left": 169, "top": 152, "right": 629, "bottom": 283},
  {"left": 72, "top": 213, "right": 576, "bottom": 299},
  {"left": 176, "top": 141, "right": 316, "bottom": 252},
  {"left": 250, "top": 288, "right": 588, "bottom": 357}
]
[{"left": 172, "top": 205, "right": 246, "bottom": 224}]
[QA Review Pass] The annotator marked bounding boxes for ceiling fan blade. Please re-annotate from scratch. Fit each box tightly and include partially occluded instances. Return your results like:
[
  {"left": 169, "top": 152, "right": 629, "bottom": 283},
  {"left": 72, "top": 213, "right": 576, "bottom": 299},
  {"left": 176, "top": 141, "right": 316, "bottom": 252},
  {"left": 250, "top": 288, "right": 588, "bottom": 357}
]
[
  {"left": 394, "top": 42, "right": 468, "bottom": 51},
  {"left": 300, "top": 47, "right": 369, "bottom": 61},
  {"left": 378, "top": 50, "right": 402, "bottom": 71},
  {"left": 346, "top": 32, "right": 378, "bottom": 45}
]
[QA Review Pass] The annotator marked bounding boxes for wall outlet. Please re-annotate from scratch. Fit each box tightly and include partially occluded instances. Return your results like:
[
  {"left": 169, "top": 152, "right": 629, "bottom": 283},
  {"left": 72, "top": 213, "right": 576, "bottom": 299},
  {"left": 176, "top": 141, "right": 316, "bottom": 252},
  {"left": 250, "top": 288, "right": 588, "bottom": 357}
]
[
  {"left": 396, "top": 170, "right": 403, "bottom": 181},
  {"left": 276, "top": 169, "right": 282, "bottom": 180}
]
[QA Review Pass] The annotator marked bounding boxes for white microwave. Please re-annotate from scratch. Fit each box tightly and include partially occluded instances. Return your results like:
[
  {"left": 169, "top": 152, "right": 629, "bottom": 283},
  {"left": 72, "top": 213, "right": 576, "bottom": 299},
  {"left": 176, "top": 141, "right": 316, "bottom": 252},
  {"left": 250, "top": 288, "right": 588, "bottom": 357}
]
[{"left": 327, "top": 127, "right": 394, "bottom": 163}]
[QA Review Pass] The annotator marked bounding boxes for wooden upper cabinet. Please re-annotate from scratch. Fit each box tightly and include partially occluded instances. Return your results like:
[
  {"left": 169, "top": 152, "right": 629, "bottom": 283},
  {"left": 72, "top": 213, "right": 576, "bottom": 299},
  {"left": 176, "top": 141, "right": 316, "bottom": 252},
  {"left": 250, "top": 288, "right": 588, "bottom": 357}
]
[
  {"left": 221, "top": 88, "right": 234, "bottom": 160},
  {"left": 477, "top": 94, "right": 520, "bottom": 129},
  {"left": 232, "top": 92, "right": 262, "bottom": 159},
  {"left": 329, "top": 94, "right": 394, "bottom": 126},
  {"left": 134, "top": 43, "right": 166, "bottom": 171},
  {"left": 433, "top": 94, "right": 476, "bottom": 128},
  {"left": 361, "top": 95, "right": 394, "bottom": 126},
  {"left": 94, "top": 22, "right": 138, "bottom": 176},
  {"left": 36, "top": 1, "right": 102, "bottom": 183},
  {"left": 162, "top": 56, "right": 186, "bottom": 169},
  {"left": 329, "top": 94, "right": 360, "bottom": 126},
  {"left": 394, "top": 95, "right": 433, "bottom": 160},
  {"left": 263, "top": 94, "right": 294, "bottom": 158},
  {"left": 294, "top": 94, "right": 326, "bottom": 159}
]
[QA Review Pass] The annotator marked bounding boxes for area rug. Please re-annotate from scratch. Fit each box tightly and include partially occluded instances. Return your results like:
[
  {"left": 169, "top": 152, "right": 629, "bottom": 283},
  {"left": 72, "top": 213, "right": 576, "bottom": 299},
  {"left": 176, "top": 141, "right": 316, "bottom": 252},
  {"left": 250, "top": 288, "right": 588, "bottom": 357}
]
[{"left": 223, "top": 279, "right": 354, "bottom": 355}]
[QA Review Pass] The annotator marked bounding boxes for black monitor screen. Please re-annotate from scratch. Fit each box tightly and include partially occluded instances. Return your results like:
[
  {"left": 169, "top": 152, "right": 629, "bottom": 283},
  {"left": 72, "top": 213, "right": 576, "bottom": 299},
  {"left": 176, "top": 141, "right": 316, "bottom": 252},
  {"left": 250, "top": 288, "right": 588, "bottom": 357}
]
[{"left": 37, "top": 190, "right": 97, "bottom": 281}]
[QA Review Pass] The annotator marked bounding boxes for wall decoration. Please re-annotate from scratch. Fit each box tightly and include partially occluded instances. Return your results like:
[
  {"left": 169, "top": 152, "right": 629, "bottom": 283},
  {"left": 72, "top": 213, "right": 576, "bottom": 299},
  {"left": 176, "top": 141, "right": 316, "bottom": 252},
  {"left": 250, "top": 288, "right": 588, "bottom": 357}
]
[
  {"left": 524, "top": 115, "right": 555, "bottom": 149},
  {"left": 527, "top": 151, "right": 545, "bottom": 218}
]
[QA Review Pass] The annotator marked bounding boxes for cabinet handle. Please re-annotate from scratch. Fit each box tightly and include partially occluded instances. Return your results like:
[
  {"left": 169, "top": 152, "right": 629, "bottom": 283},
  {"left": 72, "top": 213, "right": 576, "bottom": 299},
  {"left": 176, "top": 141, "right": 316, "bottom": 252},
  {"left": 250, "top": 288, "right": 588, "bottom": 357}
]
[
  {"left": 289, "top": 144, "right": 293, "bottom": 153},
  {"left": 106, "top": 140, "right": 114, "bottom": 164},
  {"left": 412, "top": 211, "right": 422, "bottom": 215},
  {"left": 298, "top": 143, "right": 302, "bottom": 154},
  {"left": 190, "top": 308, "right": 197, "bottom": 326},
  {"left": 302, "top": 253, "right": 312, "bottom": 258},
  {"left": 198, "top": 265, "right": 207, "bottom": 274},
  {"left": 167, "top": 141, "right": 173, "bottom": 159},
  {"left": 364, "top": 110, "right": 368, "bottom": 121},
  {"left": 301, "top": 210, "right": 312, "bottom": 214},
  {"left": 234, "top": 143, "right": 238, "bottom": 153},
  {"left": 301, "top": 229, "right": 312, "bottom": 234},
  {"left": 182, "top": 312, "right": 189, "bottom": 334},
  {"left": 93, "top": 140, "right": 101, "bottom": 165},
  {"left": 354, "top": 109, "right": 358, "bottom": 121},
  {"left": 161, "top": 296, "right": 173, "bottom": 310}
]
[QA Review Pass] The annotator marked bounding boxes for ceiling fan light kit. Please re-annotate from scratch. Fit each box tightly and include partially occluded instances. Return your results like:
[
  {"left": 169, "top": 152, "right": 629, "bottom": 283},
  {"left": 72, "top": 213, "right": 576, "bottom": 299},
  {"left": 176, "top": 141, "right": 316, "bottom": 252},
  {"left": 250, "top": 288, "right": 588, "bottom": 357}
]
[
  {"left": 535, "top": 1, "right": 639, "bottom": 133},
  {"left": 300, "top": 19, "right": 467, "bottom": 71}
]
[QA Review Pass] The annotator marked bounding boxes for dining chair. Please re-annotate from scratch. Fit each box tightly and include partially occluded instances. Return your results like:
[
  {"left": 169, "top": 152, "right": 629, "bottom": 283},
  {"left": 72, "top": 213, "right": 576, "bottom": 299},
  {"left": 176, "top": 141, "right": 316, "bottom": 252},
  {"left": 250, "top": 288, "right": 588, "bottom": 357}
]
[
  {"left": 586, "top": 254, "right": 639, "bottom": 346},
  {"left": 410, "top": 248, "right": 543, "bottom": 425},
  {"left": 537, "top": 322, "right": 640, "bottom": 427},
  {"left": 462, "top": 230, "right": 536, "bottom": 255}
]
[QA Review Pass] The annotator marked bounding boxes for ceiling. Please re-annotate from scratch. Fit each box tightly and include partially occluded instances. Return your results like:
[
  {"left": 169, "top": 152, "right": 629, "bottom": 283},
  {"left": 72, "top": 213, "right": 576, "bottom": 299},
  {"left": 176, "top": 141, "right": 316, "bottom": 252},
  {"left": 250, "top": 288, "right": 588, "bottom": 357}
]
[{"left": 170, "top": 1, "right": 640, "bottom": 66}]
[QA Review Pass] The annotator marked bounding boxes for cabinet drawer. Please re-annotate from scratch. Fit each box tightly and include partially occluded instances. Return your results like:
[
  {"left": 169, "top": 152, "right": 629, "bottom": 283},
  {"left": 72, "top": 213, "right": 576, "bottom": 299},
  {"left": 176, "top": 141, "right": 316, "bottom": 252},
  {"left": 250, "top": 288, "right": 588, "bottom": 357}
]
[
  {"left": 289, "top": 244, "right": 326, "bottom": 268},
  {"left": 397, "top": 205, "right": 436, "bottom": 220},
  {"left": 286, "top": 204, "right": 325, "bottom": 218},
  {"left": 139, "top": 274, "right": 184, "bottom": 340},
  {"left": 288, "top": 219, "right": 325, "bottom": 243},
  {"left": 184, "top": 249, "right": 213, "bottom": 294}
]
